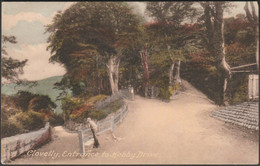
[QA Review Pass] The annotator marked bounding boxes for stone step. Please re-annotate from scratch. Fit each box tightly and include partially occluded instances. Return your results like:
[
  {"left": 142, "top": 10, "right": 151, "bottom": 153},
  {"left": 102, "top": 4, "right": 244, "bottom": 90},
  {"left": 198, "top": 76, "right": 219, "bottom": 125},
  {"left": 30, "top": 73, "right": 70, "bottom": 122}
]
[
  {"left": 222, "top": 106, "right": 259, "bottom": 114},
  {"left": 218, "top": 108, "right": 259, "bottom": 117},
  {"left": 213, "top": 110, "right": 259, "bottom": 121},
  {"left": 212, "top": 112, "right": 258, "bottom": 125},
  {"left": 212, "top": 114, "right": 258, "bottom": 130}
]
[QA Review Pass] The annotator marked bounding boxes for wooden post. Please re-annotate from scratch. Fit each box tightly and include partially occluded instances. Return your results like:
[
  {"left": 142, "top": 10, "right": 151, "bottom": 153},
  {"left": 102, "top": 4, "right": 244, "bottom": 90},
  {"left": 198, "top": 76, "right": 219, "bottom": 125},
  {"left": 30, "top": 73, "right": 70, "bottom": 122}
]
[
  {"left": 111, "top": 116, "right": 114, "bottom": 132},
  {"left": 151, "top": 86, "right": 154, "bottom": 98},
  {"left": 78, "top": 130, "right": 84, "bottom": 154},
  {"left": 6, "top": 144, "right": 10, "bottom": 162},
  {"left": 145, "top": 86, "right": 148, "bottom": 97},
  {"left": 256, "top": 75, "right": 259, "bottom": 98}
]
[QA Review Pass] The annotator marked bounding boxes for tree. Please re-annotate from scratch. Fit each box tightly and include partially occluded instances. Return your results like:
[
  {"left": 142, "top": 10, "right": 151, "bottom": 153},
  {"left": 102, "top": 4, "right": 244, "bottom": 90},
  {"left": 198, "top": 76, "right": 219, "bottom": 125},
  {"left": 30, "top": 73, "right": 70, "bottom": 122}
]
[
  {"left": 200, "top": 2, "right": 232, "bottom": 105},
  {"left": 146, "top": 2, "right": 199, "bottom": 87},
  {"left": 29, "top": 95, "right": 57, "bottom": 115},
  {"left": 46, "top": 2, "right": 141, "bottom": 95},
  {"left": 12, "top": 91, "right": 56, "bottom": 114},
  {"left": 244, "top": 2, "right": 259, "bottom": 72},
  {"left": 1, "top": 35, "right": 27, "bottom": 85},
  {"left": 146, "top": 2, "right": 198, "bottom": 25}
]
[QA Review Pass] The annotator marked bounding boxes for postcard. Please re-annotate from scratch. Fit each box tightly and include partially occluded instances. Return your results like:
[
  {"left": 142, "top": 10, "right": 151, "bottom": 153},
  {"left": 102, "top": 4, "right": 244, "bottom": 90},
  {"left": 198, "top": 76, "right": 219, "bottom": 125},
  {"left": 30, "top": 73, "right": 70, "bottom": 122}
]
[{"left": 1, "top": 1, "right": 259, "bottom": 165}]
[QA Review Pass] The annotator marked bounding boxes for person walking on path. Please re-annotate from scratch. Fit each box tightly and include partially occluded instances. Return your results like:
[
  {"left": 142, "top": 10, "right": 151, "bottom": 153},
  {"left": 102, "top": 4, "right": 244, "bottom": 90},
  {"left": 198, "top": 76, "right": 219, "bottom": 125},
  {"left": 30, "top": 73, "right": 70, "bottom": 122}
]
[{"left": 87, "top": 118, "right": 100, "bottom": 148}]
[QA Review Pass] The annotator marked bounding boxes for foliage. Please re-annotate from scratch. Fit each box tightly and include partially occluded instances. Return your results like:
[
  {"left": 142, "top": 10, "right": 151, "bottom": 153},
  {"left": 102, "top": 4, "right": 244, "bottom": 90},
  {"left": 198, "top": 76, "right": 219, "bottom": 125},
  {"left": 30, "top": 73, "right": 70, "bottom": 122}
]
[
  {"left": 181, "top": 13, "right": 257, "bottom": 104},
  {"left": 61, "top": 94, "right": 84, "bottom": 121},
  {"left": 89, "top": 99, "right": 124, "bottom": 121},
  {"left": 28, "top": 95, "right": 57, "bottom": 114},
  {"left": 1, "top": 119, "right": 22, "bottom": 138},
  {"left": 68, "top": 97, "right": 124, "bottom": 122},
  {"left": 146, "top": 2, "right": 198, "bottom": 25},
  {"left": 1, "top": 35, "right": 28, "bottom": 85},
  {"left": 13, "top": 110, "right": 45, "bottom": 131},
  {"left": 2, "top": 110, "right": 45, "bottom": 138},
  {"left": 10, "top": 91, "right": 57, "bottom": 114},
  {"left": 1, "top": 75, "right": 63, "bottom": 114},
  {"left": 87, "top": 94, "right": 108, "bottom": 104},
  {"left": 144, "top": 21, "right": 201, "bottom": 100},
  {"left": 1, "top": 91, "right": 59, "bottom": 138},
  {"left": 46, "top": 2, "right": 142, "bottom": 97}
]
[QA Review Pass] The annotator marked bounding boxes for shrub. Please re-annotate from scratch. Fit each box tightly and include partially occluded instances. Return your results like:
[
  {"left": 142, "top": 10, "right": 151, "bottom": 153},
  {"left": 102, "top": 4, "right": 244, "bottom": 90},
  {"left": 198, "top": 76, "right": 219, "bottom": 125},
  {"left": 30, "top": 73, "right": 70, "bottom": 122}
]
[
  {"left": 89, "top": 98, "right": 124, "bottom": 121},
  {"left": 87, "top": 94, "right": 107, "bottom": 104},
  {"left": 61, "top": 95, "right": 84, "bottom": 121},
  {"left": 158, "top": 87, "right": 171, "bottom": 101},
  {"left": 1, "top": 119, "right": 22, "bottom": 138},
  {"left": 28, "top": 95, "right": 57, "bottom": 113},
  {"left": 109, "top": 99, "right": 124, "bottom": 113},
  {"left": 88, "top": 110, "right": 107, "bottom": 121},
  {"left": 14, "top": 110, "right": 45, "bottom": 131}
]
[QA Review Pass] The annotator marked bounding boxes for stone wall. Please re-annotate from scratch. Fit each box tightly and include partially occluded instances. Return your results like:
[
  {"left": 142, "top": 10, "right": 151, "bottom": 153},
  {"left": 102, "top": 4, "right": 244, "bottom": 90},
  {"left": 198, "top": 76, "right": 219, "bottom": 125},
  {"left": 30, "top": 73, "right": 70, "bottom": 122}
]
[
  {"left": 1, "top": 122, "right": 51, "bottom": 163},
  {"left": 212, "top": 102, "right": 259, "bottom": 130}
]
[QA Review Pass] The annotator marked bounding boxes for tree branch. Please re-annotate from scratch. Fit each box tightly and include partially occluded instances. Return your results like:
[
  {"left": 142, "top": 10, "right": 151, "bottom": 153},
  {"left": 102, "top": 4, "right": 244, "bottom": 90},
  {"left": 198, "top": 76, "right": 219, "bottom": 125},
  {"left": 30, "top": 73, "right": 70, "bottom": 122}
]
[
  {"left": 249, "top": 2, "right": 258, "bottom": 22},
  {"left": 244, "top": 2, "right": 254, "bottom": 23}
]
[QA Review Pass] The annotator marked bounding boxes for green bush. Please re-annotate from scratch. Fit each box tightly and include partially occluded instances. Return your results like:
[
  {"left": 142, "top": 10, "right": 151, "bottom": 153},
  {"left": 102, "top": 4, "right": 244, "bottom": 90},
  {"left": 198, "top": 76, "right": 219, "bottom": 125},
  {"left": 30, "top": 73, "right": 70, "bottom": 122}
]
[
  {"left": 158, "top": 87, "right": 171, "bottom": 101},
  {"left": 14, "top": 110, "right": 45, "bottom": 131},
  {"left": 109, "top": 99, "right": 124, "bottom": 112},
  {"left": 1, "top": 119, "right": 23, "bottom": 138},
  {"left": 62, "top": 95, "right": 84, "bottom": 121},
  {"left": 88, "top": 110, "right": 107, "bottom": 121},
  {"left": 87, "top": 94, "right": 107, "bottom": 104},
  {"left": 69, "top": 110, "right": 89, "bottom": 123},
  {"left": 89, "top": 99, "right": 124, "bottom": 120}
]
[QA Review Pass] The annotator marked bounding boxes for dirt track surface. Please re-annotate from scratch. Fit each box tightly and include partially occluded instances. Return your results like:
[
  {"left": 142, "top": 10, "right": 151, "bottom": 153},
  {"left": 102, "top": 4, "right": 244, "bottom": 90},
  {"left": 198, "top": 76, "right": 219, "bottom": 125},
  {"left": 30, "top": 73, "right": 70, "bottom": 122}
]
[{"left": 11, "top": 81, "right": 259, "bottom": 165}]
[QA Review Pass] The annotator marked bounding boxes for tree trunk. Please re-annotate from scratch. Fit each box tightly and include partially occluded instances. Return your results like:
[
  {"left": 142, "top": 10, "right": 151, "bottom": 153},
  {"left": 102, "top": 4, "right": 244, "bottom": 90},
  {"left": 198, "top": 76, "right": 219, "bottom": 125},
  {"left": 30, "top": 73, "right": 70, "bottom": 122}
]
[
  {"left": 254, "top": 12, "right": 259, "bottom": 72},
  {"left": 140, "top": 47, "right": 149, "bottom": 87},
  {"left": 174, "top": 60, "right": 182, "bottom": 84},
  {"left": 244, "top": 2, "right": 259, "bottom": 72},
  {"left": 256, "top": 35, "right": 259, "bottom": 72},
  {"left": 169, "top": 63, "right": 175, "bottom": 85},
  {"left": 214, "top": 2, "right": 232, "bottom": 105},
  {"left": 107, "top": 56, "right": 119, "bottom": 94},
  {"left": 203, "top": 2, "right": 214, "bottom": 54}
]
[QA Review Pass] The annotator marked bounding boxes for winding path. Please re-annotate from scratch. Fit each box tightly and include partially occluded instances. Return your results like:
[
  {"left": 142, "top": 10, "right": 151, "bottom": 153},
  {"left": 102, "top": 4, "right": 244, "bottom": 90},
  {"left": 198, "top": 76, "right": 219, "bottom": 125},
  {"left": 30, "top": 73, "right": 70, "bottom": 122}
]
[{"left": 11, "top": 80, "right": 259, "bottom": 164}]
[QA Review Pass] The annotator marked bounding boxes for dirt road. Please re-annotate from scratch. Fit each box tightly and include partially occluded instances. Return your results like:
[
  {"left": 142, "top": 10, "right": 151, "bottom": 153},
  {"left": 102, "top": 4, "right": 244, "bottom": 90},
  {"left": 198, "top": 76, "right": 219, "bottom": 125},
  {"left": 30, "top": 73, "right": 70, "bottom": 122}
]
[{"left": 11, "top": 81, "right": 259, "bottom": 164}]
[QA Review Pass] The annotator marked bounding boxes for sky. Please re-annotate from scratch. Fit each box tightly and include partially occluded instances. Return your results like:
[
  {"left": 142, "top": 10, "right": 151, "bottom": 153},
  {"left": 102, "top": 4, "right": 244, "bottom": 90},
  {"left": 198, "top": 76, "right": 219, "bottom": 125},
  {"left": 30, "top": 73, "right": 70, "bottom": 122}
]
[{"left": 1, "top": 2, "right": 258, "bottom": 81}]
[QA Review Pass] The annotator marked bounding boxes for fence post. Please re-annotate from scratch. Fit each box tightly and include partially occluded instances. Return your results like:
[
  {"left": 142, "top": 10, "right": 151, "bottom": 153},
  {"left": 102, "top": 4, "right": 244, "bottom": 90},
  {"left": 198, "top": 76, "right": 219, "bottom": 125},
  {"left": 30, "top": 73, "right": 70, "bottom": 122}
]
[
  {"left": 6, "top": 144, "right": 10, "bottom": 162},
  {"left": 111, "top": 116, "right": 114, "bottom": 132},
  {"left": 119, "top": 107, "right": 123, "bottom": 123},
  {"left": 248, "top": 75, "right": 252, "bottom": 100},
  {"left": 78, "top": 130, "right": 85, "bottom": 155}
]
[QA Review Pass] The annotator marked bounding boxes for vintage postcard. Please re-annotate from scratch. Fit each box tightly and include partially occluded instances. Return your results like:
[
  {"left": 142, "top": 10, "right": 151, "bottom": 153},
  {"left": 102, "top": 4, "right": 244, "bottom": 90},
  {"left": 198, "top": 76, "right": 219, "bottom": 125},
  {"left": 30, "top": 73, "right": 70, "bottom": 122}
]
[{"left": 1, "top": 1, "right": 259, "bottom": 165}]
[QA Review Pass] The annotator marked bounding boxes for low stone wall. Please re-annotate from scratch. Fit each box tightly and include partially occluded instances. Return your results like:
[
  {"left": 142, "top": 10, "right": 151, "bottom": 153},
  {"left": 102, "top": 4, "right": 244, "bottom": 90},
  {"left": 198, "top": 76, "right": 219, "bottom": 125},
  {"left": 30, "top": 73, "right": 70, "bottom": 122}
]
[
  {"left": 1, "top": 122, "right": 51, "bottom": 163},
  {"left": 212, "top": 102, "right": 259, "bottom": 130}
]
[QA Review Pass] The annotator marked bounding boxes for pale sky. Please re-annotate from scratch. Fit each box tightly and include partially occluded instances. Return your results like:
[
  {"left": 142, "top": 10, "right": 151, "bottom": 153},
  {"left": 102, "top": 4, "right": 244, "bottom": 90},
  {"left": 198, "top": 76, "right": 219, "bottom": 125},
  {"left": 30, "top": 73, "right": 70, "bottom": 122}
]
[{"left": 1, "top": 2, "right": 258, "bottom": 81}]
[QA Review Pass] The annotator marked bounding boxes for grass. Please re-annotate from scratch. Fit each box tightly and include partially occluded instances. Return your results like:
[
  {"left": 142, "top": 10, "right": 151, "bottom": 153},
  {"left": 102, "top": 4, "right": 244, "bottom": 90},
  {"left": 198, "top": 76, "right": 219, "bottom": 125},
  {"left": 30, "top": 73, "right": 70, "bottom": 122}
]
[{"left": 89, "top": 98, "right": 124, "bottom": 120}]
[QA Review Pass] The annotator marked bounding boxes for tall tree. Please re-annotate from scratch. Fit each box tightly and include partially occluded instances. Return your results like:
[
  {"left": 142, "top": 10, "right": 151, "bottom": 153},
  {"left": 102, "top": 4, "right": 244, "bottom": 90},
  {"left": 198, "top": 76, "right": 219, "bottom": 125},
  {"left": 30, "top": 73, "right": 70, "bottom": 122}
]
[
  {"left": 145, "top": 2, "right": 198, "bottom": 86},
  {"left": 201, "top": 2, "right": 232, "bottom": 105},
  {"left": 46, "top": 2, "right": 141, "bottom": 95}
]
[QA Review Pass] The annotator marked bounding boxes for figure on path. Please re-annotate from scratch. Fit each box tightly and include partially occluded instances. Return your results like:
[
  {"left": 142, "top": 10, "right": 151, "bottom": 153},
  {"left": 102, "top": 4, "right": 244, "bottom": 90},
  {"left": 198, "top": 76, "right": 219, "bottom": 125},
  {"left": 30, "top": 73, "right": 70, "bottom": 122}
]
[{"left": 87, "top": 118, "right": 100, "bottom": 148}]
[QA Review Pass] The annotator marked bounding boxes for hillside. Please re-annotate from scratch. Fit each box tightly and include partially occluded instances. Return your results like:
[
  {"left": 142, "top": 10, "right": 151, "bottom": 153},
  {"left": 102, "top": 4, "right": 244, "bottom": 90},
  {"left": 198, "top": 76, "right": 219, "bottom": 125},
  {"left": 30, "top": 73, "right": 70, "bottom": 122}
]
[{"left": 1, "top": 75, "right": 64, "bottom": 114}]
